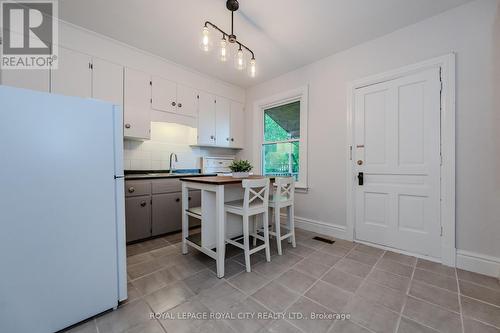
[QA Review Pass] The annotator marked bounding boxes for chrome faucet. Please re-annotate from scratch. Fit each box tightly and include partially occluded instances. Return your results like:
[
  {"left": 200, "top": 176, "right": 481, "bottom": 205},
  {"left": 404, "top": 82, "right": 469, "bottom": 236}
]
[{"left": 169, "top": 153, "right": 178, "bottom": 174}]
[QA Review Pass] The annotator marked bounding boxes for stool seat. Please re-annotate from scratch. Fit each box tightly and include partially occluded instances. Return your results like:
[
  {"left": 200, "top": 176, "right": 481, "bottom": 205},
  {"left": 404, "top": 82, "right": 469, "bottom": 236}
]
[{"left": 225, "top": 199, "right": 266, "bottom": 211}]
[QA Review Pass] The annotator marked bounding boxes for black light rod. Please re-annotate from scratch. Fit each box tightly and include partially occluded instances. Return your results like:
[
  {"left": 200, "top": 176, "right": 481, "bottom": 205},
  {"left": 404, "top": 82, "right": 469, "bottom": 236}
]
[{"left": 204, "top": 21, "right": 255, "bottom": 59}]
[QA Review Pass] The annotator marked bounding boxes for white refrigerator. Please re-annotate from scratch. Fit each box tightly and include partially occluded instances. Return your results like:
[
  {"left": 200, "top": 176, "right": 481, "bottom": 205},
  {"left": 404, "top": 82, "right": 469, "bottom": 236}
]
[{"left": 0, "top": 85, "right": 127, "bottom": 333}]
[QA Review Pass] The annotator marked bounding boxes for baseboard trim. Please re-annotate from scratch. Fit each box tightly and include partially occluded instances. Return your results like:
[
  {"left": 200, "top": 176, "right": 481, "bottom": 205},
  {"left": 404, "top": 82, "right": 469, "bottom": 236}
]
[
  {"left": 456, "top": 250, "right": 500, "bottom": 278},
  {"left": 286, "top": 215, "right": 348, "bottom": 240}
]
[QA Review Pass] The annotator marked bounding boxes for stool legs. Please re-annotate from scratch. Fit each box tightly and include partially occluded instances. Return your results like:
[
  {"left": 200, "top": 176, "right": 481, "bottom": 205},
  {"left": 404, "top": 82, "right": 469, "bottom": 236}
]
[
  {"left": 274, "top": 206, "right": 282, "bottom": 256},
  {"left": 263, "top": 210, "right": 271, "bottom": 262},
  {"left": 288, "top": 205, "right": 296, "bottom": 247},
  {"left": 242, "top": 215, "right": 251, "bottom": 272}
]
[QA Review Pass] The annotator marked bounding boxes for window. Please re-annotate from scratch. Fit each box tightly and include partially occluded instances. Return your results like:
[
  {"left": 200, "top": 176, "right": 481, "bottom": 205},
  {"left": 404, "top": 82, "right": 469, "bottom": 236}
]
[{"left": 259, "top": 86, "right": 307, "bottom": 188}]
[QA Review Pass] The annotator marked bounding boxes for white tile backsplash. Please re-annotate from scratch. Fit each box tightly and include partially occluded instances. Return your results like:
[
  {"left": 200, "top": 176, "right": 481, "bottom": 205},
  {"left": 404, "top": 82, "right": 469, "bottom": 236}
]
[{"left": 124, "top": 122, "right": 235, "bottom": 171}]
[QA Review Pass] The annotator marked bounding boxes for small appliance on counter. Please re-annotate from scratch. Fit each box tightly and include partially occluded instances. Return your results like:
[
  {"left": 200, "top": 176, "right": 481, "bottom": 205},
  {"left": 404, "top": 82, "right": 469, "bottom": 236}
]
[{"left": 201, "top": 156, "right": 235, "bottom": 175}]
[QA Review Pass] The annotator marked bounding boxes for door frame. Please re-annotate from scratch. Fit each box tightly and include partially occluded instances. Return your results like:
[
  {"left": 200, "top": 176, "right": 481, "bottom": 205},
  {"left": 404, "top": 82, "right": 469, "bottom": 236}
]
[{"left": 345, "top": 54, "right": 456, "bottom": 266}]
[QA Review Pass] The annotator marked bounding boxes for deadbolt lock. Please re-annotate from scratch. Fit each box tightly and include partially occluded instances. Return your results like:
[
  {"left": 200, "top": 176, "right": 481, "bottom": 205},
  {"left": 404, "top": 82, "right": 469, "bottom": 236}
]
[{"left": 357, "top": 160, "right": 363, "bottom": 165}]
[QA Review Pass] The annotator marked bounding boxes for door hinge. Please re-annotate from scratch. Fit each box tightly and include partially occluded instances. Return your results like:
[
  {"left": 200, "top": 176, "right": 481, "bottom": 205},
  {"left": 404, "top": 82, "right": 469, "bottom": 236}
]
[
  {"left": 349, "top": 146, "right": 353, "bottom": 160},
  {"left": 150, "top": 81, "right": 152, "bottom": 86},
  {"left": 150, "top": 98, "right": 153, "bottom": 104},
  {"left": 150, "top": 199, "right": 152, "bottom": 204},
  {"left": 197, "top": 95, "right": 199, "bottom": 99},
  {"left": 440, "top": 153, "right": 443, "bottom": 166},
  {"left": 440, "top": 226, "right": 443, "bottom": 237},
  {"left": 89, "top": 62, "right": 93, "bottom": 70}
]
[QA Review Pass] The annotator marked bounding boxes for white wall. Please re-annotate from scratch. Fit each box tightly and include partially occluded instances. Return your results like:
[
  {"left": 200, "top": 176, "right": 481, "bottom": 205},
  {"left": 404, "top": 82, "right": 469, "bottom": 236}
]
[{"left": 244, "top": 0, "right": 500, "bottom": 260}]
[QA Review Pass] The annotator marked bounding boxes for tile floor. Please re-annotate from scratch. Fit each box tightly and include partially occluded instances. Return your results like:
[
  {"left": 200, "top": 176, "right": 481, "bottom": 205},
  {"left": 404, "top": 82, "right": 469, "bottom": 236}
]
[{"left": 65, "top": 228, "right": 500, "bottom": 333}]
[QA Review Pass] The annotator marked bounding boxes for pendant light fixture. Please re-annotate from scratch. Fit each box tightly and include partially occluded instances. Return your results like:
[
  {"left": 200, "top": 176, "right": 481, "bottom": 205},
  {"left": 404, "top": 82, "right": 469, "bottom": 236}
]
[{"left": 200, "top": 0, "right": 256, "bottom": 77}]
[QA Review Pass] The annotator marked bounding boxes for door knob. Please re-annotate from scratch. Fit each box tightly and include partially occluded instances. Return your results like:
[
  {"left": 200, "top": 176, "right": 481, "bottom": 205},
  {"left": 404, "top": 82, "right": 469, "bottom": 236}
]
[
  {"left": 125, "top": 123, "right": 131, "bottom": 129},
  {"left": 175, "top": 198, "right": 180, "bottom": 202},
  {"left": 171, "top": 101, "right": 176, "bottom": 106},
  {"left": 128, "top": 186, "right": 135, "bottom": 193},
  {"left": 178, "top": 103, "right": 182, "bottom": 108},
  {"left": 140, "top": 201, "right": 147, "bottom": 207},
  {"left": 358, "top": 172, "right": 364, "bottom": 186}
]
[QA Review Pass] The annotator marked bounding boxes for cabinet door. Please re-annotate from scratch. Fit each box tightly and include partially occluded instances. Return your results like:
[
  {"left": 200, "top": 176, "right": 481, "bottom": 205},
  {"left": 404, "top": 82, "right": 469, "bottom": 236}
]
[
  {"left": 215, "top": 96, "right": 231, "bottom": 147},
  {"left": 230, "top": 102, "right": 245, "bottom": 148},
  {"left": 1, "top": 68, "right": 50, "bottom": 92},
  {"left": 151, "top": 76, "right": 177, "bottom": 113},
  {"left": 197, "top": 91, "right": 216, "bottom": 145},
  {"left": 123, "top": 68, "right": 151, "bottom": 140},
  {"left": 176, "top": 84, "right": 198, "bottom": 117},
  {"left": 152, "top": 192, "right": 182, "bottom": 236},
  {"left": 125, "top": 195, "right": 151, "bottom": 242},
  {"left": 92, "top": 58, "right": 123, "bottom": 106},
  {"left": 51, "top": 47, "right": 92, "bottom": 98},
  {"left": 188, "top": 190, "right": 201, "bottom": 228}
]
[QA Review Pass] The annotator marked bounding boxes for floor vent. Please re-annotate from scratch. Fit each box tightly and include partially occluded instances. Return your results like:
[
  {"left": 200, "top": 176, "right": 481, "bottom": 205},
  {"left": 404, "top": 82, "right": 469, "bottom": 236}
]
[{"left": 313, "top": 236, "right": 335, "bottom": 244}]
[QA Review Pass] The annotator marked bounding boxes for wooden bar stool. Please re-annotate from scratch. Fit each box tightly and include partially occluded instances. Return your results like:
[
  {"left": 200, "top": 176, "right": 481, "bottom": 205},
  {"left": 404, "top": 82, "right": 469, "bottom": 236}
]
[
  {"left": 225, "top": 178, "right": 271, "bottom": 272},
  {"left": 268, "top": 177, "right": 296, "bottom": 255}
]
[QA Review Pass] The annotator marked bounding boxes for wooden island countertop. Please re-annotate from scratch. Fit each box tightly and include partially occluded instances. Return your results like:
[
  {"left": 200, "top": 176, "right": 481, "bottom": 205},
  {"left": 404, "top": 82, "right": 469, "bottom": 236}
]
[{"left": 180, "top": 175, "right": 273, "bottom": 185}]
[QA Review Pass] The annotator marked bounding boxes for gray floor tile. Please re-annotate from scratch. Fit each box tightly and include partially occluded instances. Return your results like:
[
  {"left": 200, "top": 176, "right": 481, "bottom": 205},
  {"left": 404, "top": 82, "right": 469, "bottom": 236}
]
[
  {"left": 127, "top": 259, "right": 163, "bottom": 280},
  {"left": 225, "top": 297, "right": 272, "bottom": 333},
  {"left": 252, "top": 260, "right": 290, "bottom": 279},
  {"left": 196, "top": 281, "right": 246, "bottom": 312},
  {"left": 271, "top": 252, "right": 304, "bottom": 267},
  {"left": 334, "top": 258, "right": 372, "bottom": 278},
  {"left": 96, "top": 300, "right": 153, "bottom": 333},
  {"left": 127, "top": 252, "right": 154, "bottom": 266},
  {"left": 228, "top": 271, "right": 270, "bottom": 294},
  {"left": 131, "top": 269, "right": 177, "bottom": 296},
  {"left": 233, "top": 252, "right": 266, "bottom": 266},
  {"left": 63, "top": 320, "right": 98, "bottom": 333},
  {"left": 353, "top": 244, "right": 385, "bottom": 256},
  {"left": 321, "top": 268, "right": 364, "bottom": 293},
  {"left": 416, "top": 259, "right": 455, "bottom": 278},
  {"left": 183, "top": 269, "right": 223, "bottom": 294},
  {"left": 383, "top": 251, "right": 417, "bottom": 267},
  {"left": 319, "top": 244, "right": 352, "bottom": 257},
  {"left": 330, "top": 320, "right": 371, "bottom": 333},
  {"left": 144, "top": 281, "right": 194, "bottom": 312},
  {"left": 121, "top": 320, "right": 165, "bottom": 333},
  {"left": 296, "top": 236, "right": 328, "bottom": 249},
  {"left": 409, "top": 280, "right": 460, "bottom": 312},
  {"left": 294, "top": 259, "right": 331, "bottom": 278},
  {"left": 463, "top": 318, "right": 500, "bottom": 333},
  {"left": 124, "top": 282, "right": 142, "bottom": 304},
  {"left": 168, "top": 261, "right": 208, "bottom": 280},
  {"left": 251, "top": 281, "right": 299, "bottom": 312},
  {"left": 356, "top": 281, "right": 406, "bottom": 312},
  {"left": 286, "top": 243, "right": 316, "bottom": 257},
  {"left": 287, "top": 297, "right": 335, "bottom": 333},
  {"left": 376, "top": 258, "right": 414, "bottom": 277},
  {"left": 461, "top": 295, "right": 500, "bottom": 328},
  {"left": 348, "top": 296, "right": 399, "bottom": 333},
  {"left": 459, "top": 280, "right": 500, "bottom": 307},
  {"left": 413, "top": 268, "right": 458, "bottom": 292},
  {"left": 346, "top": 250, "right": 380, "bottom": 266},
  {"left": 457, "top": 269, "right": 500, "bottom": 291},
  {"left": 264, "top": 320, "right": 303, "bottom": 333},
  {"left": 305, "top": 280, "right": 353, "bottom": 312},
  {"left": 193, "top": 319, "right": 235, "bottom": 333},
  {"left": 308, "top": 251, "right": 343, "bottom": 267},
  {"left": 397, "top": 317, "right": 439, "bottom": 333},
  {"left": 276, "top": 268, "right": 317, "bottom": 294},
  {"left": 402, "top": 296, "right": 462, "bottom": 333},
  {"left": 149, "top": 244, "right": 180, "bottom": 258},
  {"left": 158, "top": 299, "right": 211, "bottom": 333},
  {"left": 367, "top": 269, "right": 410, "bottom": 292}
]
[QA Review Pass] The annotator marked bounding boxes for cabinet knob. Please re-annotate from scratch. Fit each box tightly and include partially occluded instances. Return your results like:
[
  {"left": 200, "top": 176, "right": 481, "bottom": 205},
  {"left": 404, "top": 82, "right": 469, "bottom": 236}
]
[
  {"left": 140, "top": 201, "right": 147, "bottom": 207},
  {"left": 125, "top": 123, "right": 131, "bottom": 129},
  {"left": 178, "top": 103, "right": 182, "bottom": 108},
  {"left": 128, "top": 186, "right": 135, "bottom": 193},
  {"left": 231, "top": 138, "right": 234, "bottom": 142},
  {"left": 171, "top": 101, "right": 176, "bottom": 106},
  {"left": 188, "top": 197, "right": 192, "bottom": 201},
  {"left": 226, "top": 137, "right": 229, "bottom": 141},
  {"left": 210, "top": 135, "right": 214, "bottom": 140},
  {"left": 175, "top": 198, "right": 180, "bottom": 202}
]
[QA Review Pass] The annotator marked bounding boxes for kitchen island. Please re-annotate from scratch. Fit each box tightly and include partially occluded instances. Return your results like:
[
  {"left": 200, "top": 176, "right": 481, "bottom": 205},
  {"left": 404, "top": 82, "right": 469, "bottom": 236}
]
[{"left": 180, "top": 176, "right": 272, "bottom": 278}]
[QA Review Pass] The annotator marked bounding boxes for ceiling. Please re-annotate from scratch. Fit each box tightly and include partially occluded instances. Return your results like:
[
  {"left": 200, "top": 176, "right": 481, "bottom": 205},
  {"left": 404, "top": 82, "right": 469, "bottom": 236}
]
[{"left": 59, "top": 0, "right": 471, "bottom": 88}]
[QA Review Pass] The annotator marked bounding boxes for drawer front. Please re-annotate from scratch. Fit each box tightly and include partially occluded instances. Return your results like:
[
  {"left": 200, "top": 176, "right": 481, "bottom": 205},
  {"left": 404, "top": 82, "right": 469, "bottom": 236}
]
[
  {"left": 125, "top": 181, "right": 151, "bottom": 197},
  {"left": 152, "top": 178, "right": 182, "bottom": 194}
]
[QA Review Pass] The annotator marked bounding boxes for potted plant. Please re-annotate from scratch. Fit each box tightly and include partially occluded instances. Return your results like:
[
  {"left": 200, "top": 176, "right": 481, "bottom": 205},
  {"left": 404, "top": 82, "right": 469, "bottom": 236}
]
[{"left": 229, "top": 160, "right": 253, "bottom": 178}]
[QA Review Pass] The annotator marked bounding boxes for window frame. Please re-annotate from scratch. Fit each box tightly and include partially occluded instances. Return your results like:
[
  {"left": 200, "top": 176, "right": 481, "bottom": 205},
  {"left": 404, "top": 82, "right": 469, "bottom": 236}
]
[{"left": 257, "top": 86, "right": 308, "bottom": 189}]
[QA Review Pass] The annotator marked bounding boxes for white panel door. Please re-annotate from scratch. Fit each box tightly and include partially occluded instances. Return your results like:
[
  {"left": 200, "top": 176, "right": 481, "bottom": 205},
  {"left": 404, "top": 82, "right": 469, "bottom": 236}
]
[
  {"left": 215, "top": 96, "right": 231, "bottom": 147},
  {"left": 354, "top": 67, "right": 441, "bottom": 258},
  {"left": 197, "top": 91, "right": 216, "bottom": 145},
  {"left": 51, "top": 47, "right": 92, "bottom": 98},
  {"left": 230, "top": 102, "right": 245, "bottom": 148},
  {"left": 123, "top": 68, "right": 151, "bottom": 140},
  {"left": 1, "top": 68, "right": 50, "bottom": 92},
  {"left": 92, "top": 58, "right": 123, "bottom": 106},
  {"left": 176, "top": 84, "right": 198, "bottom": 117},
  {"left": 151, "top": 76, "right": 177, "bottom": 113}
]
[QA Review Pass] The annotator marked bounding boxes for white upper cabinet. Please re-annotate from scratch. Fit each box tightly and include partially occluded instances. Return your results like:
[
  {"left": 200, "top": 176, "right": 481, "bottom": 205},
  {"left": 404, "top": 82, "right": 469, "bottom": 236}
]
[
  {"left": 197, "top": 91, "right": 216, "bottom": 145},
  {"left": 123, "top": 68, "right": 151, "bottom": 140},
  {"left": 230, "top": 102, "right": 245, "bottom": 148},
  {"left": 151, "top": 76, "right": 177, "bottom": 113},
  {"left": 176, "top": 84, "right": 198, "bottom": 117},
  {"left": 92, "top": 58, "right": 123, "bottom": 106},
  {"left": 215, "top": 96, "right": 231, "bottom": 147},
  {"left": 1, "top": 67, "right": 50, "bottom": 92},
  {"left": 51, "top": 47, "right": 92, "bottom": 98}
]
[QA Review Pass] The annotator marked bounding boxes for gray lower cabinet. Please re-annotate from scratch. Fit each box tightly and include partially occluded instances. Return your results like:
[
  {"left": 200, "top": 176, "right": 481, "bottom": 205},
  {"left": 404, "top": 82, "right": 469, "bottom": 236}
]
[
  {"left": 125, "top": 178, "right": 202, "bottom": 243},
  {"left": 125, "top": 195, "right": 151, "bottom": 242}
]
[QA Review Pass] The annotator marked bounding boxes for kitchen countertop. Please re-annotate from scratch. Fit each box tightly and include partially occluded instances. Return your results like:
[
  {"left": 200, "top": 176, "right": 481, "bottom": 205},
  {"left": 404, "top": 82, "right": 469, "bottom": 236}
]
[
  {"left": 124, "top": 170, "right": 216, "bottom": 180},
  {"left": 179, "top": 175, "right": 274, "bottom": 185}
]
